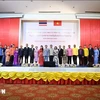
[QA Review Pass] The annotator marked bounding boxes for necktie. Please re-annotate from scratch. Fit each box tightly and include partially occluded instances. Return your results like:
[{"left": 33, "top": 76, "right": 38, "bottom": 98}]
[{"left": 80, "top": 49, "right": 82, "bottom": 55}]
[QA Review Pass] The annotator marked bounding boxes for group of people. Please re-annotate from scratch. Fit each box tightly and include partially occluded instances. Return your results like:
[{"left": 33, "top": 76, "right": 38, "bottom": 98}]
[{"left": 0, "top": 43, "right": 100, "bottom": 67}]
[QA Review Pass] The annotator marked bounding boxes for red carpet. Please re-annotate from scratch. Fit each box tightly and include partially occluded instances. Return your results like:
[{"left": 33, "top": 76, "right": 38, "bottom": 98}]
[{"left": 0, "top": 84, "right": 100, "bottom": 100}]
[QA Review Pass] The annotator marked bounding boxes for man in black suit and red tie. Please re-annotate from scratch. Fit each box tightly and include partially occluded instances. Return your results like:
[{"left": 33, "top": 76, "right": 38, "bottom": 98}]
[
  {"left": 24, "top": 44, "right": 29, "bottom": 64},
  {"left": 29, "top": 44, "right": 35, "bottom": 64},
  {"left": 58, "top": 45, "right": 63, "bottom": 66},
  {"left": 88, "top": 44, "right": 94, "bottom": 66},
  {"left": 78, "top": 46, "right": 84, "bottom": 66}
]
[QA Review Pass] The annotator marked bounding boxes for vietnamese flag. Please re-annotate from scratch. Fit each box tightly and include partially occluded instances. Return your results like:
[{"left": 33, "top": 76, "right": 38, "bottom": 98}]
[{"left": 54, "top": 20, "right": 62, "bottom": 26}]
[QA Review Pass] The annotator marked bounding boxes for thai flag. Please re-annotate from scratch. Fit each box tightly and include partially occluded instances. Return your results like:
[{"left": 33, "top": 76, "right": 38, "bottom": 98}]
[{"left": 39, "top": 20, "right": 47, "bottom": 26}]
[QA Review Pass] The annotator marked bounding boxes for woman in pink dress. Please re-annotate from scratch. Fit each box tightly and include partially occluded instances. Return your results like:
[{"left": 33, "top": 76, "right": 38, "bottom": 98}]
[
  {"left": 38, "top": 45, "right": 44, "bottom": 66},
  {"left": 34, "top": 46, "right": 38, "bottom": 65},
  {"left": 67, "top": 45, "right": 72, "bottom": 64}
]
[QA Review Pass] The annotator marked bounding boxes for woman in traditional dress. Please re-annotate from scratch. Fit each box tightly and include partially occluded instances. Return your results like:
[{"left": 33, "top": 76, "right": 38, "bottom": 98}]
[
  {"left": 34, "top": 46, "right": 38, "bottom": 66},
  {"left": 13, "top": 47, "right": 19, "bottom": 66},
  {"left": 53, "top": 46, "right": 59, "bottom": 67},
  {"left": 38, "top": 45, "right": 44, "bottom": 66},
  {"left": 94, "top": 46, "right": 99, "bottom": 65},
  {"left": 5, "top": 46, "right": 10, "bottom": 65}
]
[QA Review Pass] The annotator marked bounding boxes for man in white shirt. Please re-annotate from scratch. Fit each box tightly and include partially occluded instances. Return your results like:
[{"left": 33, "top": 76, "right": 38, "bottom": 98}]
[
  {"left": 62, "top": 45, "right": 67, "bottom": 65},
  {"left": 49, "top": 45, "right": 54, "bottom": 62}
]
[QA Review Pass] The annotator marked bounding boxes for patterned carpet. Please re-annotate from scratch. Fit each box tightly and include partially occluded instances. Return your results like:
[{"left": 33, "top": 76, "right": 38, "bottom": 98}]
[{"left": 0, "top": 84, "right": 100, "bottom": 100}]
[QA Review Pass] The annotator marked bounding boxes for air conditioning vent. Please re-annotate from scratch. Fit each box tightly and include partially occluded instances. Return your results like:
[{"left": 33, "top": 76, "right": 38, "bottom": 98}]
[
  {"left": 85, "top": 11, "right": 100, "bottom": 13},
  {"left": 39, "top": 11, "right": 61, "bottom": 13},
  {"left": 0, "top": 12, "right": 15, "bottom": 13}
]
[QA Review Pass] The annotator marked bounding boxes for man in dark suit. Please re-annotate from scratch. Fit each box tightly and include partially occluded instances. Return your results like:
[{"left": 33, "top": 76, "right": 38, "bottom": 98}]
[
  {"left": 78, "top": 46, "right": 84, "bottom": 66},
  {"left": 88, "top": 44, "right": 94, "bottom": 66},
  {"left": 18, "top": 45, "right": 24, "bottom": 65},
  {"left": 58, "top": 45, "right": 63, "bottom": 66},
  {"left": 29, "top": 44, "right": 35, "bottom": 63},
  {"left": 98, "top": 45, "right": 100, "bottom": 64},
  {"left": 24, "top": 44, "right": 29, "bottom": 64}
]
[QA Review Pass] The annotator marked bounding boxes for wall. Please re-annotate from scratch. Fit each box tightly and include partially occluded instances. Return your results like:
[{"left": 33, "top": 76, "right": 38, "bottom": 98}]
[
  {"left": 80, "top": 19, "right": 100, "bottom": 47},
  {"left": 1, "top": 15, "right": 100, "bottom": 48},
  {"left": 0, "top": 18, "right": 19, "bottom": 46}
]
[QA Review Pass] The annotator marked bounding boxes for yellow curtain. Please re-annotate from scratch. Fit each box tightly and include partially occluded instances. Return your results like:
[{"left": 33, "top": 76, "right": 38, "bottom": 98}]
[{"left": 0, "top": 72, "right": 100, "bottom": 82}]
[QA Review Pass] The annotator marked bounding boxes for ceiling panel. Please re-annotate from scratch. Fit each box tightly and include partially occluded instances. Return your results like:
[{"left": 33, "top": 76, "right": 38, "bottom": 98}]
[
  {"left": 0, "top": 0, "right": 100, "bottom": 13},
  {"left": 0, "top": 0, "right": 100, "bottom": 2}
]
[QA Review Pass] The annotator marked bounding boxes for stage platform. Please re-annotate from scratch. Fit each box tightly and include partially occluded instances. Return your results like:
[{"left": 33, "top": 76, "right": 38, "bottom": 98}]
[
  {"left": 0, "top": 67, "right": 100, "bottom": 85},
  {"left": 0, "top": 66, "right": 100, "bottom": 72}
]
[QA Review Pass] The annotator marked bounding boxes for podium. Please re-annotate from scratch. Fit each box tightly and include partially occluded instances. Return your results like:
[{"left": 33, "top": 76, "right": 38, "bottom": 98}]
[{"left": 44, "top": 61, "right": 55, "bottom": 67}]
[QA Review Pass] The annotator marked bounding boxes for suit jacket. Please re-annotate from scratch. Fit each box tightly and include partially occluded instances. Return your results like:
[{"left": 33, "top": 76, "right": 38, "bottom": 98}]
[
  {"left": 78, "top": 49, "right": 84, "bottom": 56},
  {"left": 24, "top": 47, "right": 30, "bottom": 56},
  {"left": 58, "top": 49, "right": 63, "bottom": 57},
  {"left": 2, "top": 48, "right": 6, "bottom": 55},
  {"left": 18, "top": 48, "right": 24, "bottom": 57},
  {"left": 29, "top": 48, "right": 35, "bottom": 57},
  {"left": 88, "top": 48, "right": 94, "bottom": 57},
  {"left": 99, "top": 49, "right": 100, "bottom": 56}
]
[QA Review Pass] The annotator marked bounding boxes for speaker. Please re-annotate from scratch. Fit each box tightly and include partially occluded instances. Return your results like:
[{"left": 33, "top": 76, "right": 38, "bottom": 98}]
[{"left": 44, "top": 61, "right": 55, "bottom": 67}]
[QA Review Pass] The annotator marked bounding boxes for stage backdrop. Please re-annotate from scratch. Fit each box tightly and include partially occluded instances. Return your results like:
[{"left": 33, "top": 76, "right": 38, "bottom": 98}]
[
  {"left": 80, "top": 19, "right": 100, "bottom": 47},
  {"left": 22, "top": 20, "right": 78, "bottom": 48},
  {"left": 0, "top": 18, "right": 19, "bottom": 46}
]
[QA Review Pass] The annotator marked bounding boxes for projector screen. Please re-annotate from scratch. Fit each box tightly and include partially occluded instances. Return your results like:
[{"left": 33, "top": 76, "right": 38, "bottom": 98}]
[{"left": 21, "top": 20, "right": 79, "bottom": 48}]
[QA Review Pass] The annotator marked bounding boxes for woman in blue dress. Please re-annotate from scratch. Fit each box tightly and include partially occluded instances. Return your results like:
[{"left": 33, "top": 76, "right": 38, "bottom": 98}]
[{"left": 94, "top": 46, "right": 99, "bottom": 65}]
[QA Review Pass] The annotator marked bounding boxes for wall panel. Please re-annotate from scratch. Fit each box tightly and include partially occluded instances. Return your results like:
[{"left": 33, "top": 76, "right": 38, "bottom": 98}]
[
  {"left": 80, "top": 19, "right": 100, "bottom": 47},
  {"left": 0, "top": 18, "right": 19, "bottom": 46}
]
